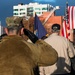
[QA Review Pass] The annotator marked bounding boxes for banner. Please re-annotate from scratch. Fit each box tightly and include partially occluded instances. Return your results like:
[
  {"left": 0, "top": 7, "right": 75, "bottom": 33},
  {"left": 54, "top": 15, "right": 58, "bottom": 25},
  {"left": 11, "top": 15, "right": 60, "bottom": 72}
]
[{"left": 34, "top": 14, "right": 47, "bottom": 39}]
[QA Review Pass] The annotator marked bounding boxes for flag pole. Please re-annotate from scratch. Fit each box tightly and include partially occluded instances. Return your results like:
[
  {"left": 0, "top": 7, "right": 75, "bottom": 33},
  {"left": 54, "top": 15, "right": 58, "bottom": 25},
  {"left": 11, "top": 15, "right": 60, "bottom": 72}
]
[
  {"left": 66, "top": 0, "right": 68, "bottom": 24},
  {"left": 63, "top": 0, "right": 68, "bottom": 23},
  {"left": 43, "top": 6, "right": 60, "bottom": 25}
]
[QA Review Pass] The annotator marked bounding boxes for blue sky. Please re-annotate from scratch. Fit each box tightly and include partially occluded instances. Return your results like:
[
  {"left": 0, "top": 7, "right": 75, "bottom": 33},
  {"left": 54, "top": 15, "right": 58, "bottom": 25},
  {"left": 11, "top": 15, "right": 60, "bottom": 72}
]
[{"left": 0, "top": 0, "right": 75, "bottom": 27}]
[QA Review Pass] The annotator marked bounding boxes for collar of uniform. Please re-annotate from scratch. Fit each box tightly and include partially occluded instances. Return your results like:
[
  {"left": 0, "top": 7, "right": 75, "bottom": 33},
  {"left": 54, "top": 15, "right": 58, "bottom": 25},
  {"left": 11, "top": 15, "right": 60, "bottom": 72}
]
[
  {"left": 0, "top": 35, "right": 23, "bottom": 44},
  {"left": 49, "top": 33, "right": 58, "bottom": 37},
  {"left": 2, "top": 35, "right": 22, "bottom": 40}
]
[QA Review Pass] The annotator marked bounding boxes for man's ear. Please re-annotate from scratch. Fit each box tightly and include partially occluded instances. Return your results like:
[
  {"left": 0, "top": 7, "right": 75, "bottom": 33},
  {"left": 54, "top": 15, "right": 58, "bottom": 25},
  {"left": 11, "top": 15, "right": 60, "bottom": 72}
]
[
  {"left": 21, "top": 28, "right": 24, "bottom": 35},
  {"left": 4, "top": 28, "right": 8, "bottom": 35}
]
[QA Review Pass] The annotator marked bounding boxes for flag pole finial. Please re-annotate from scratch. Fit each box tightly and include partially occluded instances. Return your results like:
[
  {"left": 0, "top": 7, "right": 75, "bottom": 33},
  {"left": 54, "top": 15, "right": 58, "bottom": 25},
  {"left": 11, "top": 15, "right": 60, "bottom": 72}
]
[{"left": 66, "top": 0, "right": 68, "bottom": 7}]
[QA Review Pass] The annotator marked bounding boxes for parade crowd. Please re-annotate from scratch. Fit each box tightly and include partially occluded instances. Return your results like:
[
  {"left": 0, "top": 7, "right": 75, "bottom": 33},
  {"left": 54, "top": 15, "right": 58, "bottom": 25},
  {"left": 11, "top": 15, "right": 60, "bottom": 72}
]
[{"left": 0, "top": 16, "right": 75, "bottom": 75}]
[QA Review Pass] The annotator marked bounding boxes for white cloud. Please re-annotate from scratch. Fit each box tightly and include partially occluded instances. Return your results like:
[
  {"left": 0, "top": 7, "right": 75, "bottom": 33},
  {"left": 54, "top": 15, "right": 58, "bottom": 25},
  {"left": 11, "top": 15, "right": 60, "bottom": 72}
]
[{"left": 34, "top": 0, "right": 56, "bottom": 2}]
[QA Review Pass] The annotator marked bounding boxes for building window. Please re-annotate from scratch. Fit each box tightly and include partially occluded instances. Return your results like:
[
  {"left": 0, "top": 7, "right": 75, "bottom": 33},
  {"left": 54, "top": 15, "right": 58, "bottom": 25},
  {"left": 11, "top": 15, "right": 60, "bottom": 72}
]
[
  {"left": 20, "top": 9, "right": 25, "bottom": 11},
  {"left": 14, "top": 9, "right": 18, "bottom": 11},
  {"left": 27, "top": 7, "right": 33, "bottom": 12},
  {"left": 36, "top": 12, "right": 41, "bottom": 14},
  {"left": 42, "top": 8, "right": 47, "bottom": 10},
  {"left": 13, "top": 13, "right": 18, "bottom": 15},
  {"left": 20, "top": 12, "right": 25, "bottom": 15},
  {"left": 35, "top": 8, "right": 41, "bottom": 10},
  {"left": 27, "top": 12, "right": 33, "bottom": 16}
]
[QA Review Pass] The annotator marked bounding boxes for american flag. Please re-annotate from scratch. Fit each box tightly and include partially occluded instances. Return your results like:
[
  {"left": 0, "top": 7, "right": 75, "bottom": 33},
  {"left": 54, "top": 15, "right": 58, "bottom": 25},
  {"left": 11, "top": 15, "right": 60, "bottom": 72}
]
[{"left": 62, "top": 2, "right": 75, "bottom": 39}]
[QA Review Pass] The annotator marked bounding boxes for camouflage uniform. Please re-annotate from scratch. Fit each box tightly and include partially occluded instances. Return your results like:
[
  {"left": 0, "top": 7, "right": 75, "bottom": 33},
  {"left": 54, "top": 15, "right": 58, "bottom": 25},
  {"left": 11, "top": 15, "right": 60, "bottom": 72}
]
[{"left": 0, "top": 16, "right": 58, "bottom": 75}]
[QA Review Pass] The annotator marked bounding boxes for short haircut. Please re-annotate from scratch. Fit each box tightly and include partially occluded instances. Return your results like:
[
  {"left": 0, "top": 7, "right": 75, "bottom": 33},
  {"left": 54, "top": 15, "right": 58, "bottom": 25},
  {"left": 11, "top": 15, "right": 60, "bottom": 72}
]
[
  {"left": 51, "top": 24, "right": 60, "bottom": 32},
  {"left": 7, "top": 25, "right": 19, "bottom": 34}
]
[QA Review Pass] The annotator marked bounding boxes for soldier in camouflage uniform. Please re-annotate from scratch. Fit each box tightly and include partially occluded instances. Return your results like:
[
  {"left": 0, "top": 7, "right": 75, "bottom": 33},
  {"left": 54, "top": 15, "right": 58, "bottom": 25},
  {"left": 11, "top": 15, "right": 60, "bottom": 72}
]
[{"left": 0, "top": 16, "right": 58, "bottom": 75}]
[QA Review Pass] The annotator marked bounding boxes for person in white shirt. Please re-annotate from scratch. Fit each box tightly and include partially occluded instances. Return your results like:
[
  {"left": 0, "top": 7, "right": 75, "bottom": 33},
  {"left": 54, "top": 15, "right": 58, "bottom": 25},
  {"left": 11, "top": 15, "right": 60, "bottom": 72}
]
[{"left": 39, "top": 23, "right": 75, "bottom": 75}]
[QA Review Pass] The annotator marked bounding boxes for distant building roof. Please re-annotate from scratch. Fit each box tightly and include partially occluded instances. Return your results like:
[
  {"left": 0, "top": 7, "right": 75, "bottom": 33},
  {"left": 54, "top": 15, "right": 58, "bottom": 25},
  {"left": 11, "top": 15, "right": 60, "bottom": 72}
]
[{"left": 39, "top": 12, "right": 62, "bottom": 25}]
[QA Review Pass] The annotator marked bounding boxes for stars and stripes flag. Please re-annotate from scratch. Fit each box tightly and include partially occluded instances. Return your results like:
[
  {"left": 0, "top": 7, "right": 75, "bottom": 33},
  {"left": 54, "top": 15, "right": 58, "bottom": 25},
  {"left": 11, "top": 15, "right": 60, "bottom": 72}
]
[{"left": 62, "top": 2, "right": 75, "bottom": 39}]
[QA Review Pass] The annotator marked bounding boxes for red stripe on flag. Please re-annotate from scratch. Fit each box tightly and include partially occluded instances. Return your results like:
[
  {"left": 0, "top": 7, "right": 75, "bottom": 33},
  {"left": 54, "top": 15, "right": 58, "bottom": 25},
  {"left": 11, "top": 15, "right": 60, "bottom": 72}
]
[
  {"left": 62, "top": 6, "right": 75, "bottom": 39},
  {"left": 72, "top": 6, "right": 74, "bottom": 29}
]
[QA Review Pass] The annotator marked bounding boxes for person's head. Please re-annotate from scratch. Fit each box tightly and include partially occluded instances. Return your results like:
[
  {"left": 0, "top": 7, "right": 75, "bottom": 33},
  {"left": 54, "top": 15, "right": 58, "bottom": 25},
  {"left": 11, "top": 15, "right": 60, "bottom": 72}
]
[
  {"left": 5, "top": 25, "right": 20, "bottom": 35},
  {"left": 51, "top": 23, "right": 60, "bottom": 34},
  {"left": 5, "top": 16, "right": 24, "bottom": 36},
  {"left": 44, "top": 23, "right": 53, "bottom": 35},
  {"left": 69, "top": 29, "right": 75, "bottom": 42}
]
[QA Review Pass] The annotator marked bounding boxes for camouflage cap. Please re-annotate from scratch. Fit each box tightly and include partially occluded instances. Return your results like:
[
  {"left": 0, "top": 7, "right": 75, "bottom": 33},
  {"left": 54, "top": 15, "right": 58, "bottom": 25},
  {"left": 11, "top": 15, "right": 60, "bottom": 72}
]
[{"left": 6, "top": 16, "right": 23, "bottom": 26}]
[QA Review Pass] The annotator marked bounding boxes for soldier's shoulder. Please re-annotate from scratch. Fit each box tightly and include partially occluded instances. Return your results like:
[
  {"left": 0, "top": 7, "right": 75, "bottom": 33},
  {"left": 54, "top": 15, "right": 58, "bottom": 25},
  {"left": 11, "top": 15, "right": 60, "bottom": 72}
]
[
  {"left": 0, "top": 39, "right": 7, "bottom": 44},
  {"left": 0, "top": 36, "right": 9, "bottom": 44}
]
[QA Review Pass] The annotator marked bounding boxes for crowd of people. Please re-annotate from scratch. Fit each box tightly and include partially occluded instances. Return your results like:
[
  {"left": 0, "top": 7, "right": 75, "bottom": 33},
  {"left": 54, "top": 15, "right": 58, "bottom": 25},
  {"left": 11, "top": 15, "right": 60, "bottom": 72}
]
[
  {"left": 0, "top": 16, "right": 58, "bottom": 75},
  {"left": 0, "top": 16, "right": 75, "bottom": 75}
]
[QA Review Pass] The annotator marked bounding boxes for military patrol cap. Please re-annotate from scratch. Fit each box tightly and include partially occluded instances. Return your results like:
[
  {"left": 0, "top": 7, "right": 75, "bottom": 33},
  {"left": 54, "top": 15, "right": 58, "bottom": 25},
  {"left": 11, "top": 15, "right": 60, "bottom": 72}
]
[
  {"left": 6, "top": 16, "right": 23, "bottom": 27},
  {"left": 52, "top": 23, "right": 60, "bottom": 32}
]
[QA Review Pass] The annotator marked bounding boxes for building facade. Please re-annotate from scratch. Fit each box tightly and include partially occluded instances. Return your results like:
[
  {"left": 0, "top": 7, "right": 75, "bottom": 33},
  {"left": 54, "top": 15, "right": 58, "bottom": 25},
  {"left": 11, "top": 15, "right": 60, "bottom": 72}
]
[
  {"left": 0, "top": 21, "right": 5, "bottom": 36},
  {"left": 13, "top": 3, "right": 53, "bottom": 17}
]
